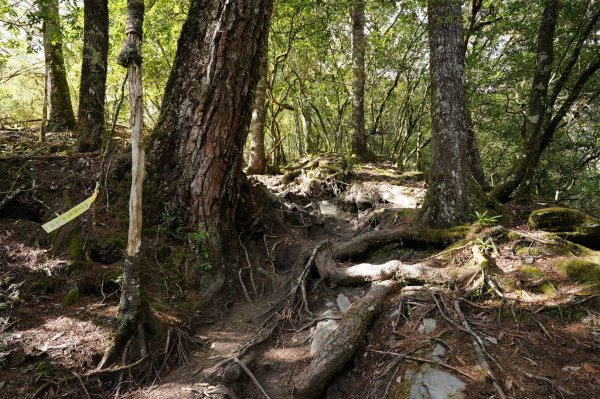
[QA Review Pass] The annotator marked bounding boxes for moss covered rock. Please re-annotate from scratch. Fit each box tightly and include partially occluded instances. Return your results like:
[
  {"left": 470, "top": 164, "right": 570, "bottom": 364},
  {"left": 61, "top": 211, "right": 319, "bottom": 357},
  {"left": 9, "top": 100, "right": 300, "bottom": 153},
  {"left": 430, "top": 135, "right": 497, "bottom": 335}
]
[
  {"left": 555, "top": 259, "right": 600, "bottom": 284},
  {"left": 529, "top": 208, "right": 600, "bottom": 249},
  {"left": 528, "top": 207, "right": 585, "bottom": 232}
]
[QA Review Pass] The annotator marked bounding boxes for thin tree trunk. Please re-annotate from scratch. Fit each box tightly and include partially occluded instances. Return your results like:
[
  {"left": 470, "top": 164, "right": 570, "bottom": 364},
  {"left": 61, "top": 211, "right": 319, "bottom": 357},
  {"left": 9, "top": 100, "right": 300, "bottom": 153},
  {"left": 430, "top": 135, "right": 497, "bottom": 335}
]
[
  {"left": 77, "top": 0, "right": 109, "bottom": 152},
  {"left": 491, "top": 0, "right": 560, "bottom": 202},
  {"left": 301, "top": 102, "right": 315, "bottom": 154},
  {"left": 98, "top": 0, "right": 148, "bottom": 369},
  {"left": 421, "top": 0, "right": 487, "bottom": 228},
  {"left": 40, "top": 64, "right": 48, "bottom": 142},
  {"left": 247, "top": 50, "right": 269, "bottom": 174},
  {"left": 351, "top": 0, "right": 368, "bottom": 158},
  {"left": 42, "top": 0, "right": 76, "bottom": 132}
]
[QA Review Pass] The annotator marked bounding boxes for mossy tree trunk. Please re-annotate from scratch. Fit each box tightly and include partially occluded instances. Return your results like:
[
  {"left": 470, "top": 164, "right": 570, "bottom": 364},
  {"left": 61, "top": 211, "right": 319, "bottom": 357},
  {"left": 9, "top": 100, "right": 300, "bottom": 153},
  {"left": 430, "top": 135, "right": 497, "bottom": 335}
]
[
  {"left": 420, "top": 0, "right": 487, "bottom": 228},
  {"left": 77, "top": 0, "right": 109, "bottom": 152},
  {"left": 351, "top": 0, "right": 369, "bottom": 158},
  {"left": 150, "top": 0, "right": 273, "bottom": 274},
  {"left": 247, "top": 31, "right": 269, "bottom": 175},
  {"left": 41, "top": 0, "right": 77, "bottom": 132}
]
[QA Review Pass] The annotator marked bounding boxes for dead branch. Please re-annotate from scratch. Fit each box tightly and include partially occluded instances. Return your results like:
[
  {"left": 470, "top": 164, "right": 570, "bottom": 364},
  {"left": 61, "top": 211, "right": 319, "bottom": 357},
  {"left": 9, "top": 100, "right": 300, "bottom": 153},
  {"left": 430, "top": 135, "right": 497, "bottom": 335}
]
[
  {"left": 453, "top": 300, "right": 507, "bottom": 399},
  {"left": 367, "top": 349, "right": 475, "bottom": 381}
]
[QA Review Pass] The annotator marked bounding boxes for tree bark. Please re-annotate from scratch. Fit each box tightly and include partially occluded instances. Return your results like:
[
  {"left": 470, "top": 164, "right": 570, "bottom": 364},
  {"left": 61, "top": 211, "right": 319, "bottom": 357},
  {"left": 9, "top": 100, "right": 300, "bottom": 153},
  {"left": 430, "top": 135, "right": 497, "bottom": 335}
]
[
  {"left": 41, "top": 0, "right": 77, "bottom": 132},
  {"left": 351, "top": 0, "right": 368, "bottom": 158},
  {"left": 491, "top": 0, "right": 560, "bottom": 202},
  {"left": 150, "top": 0, "right": 273, "bottom": 271},
  {"left": 99, "top": 0, "right": 148, "bottom": 369},
  {"left": 247, "top": 38, "right": 269, "bottom": 175},
  {"left": 77, "top": 0, "right": 109, "bottom": 152},
  {"left": 420, "top": 0, "right": 488, "bottom": 228}
]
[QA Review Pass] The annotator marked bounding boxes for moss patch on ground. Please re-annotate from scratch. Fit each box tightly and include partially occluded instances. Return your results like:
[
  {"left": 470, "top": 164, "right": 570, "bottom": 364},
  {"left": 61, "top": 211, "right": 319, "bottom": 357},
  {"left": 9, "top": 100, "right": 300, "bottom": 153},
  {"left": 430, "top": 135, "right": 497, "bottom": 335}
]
[{"left": 555, "top": 259, "right": 600, "bottom": 284}]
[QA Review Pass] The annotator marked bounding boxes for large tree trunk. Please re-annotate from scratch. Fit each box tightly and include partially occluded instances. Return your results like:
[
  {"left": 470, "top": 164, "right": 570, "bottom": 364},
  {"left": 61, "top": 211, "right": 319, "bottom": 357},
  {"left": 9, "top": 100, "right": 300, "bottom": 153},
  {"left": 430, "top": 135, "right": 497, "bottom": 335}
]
[
  {"left": 247, "top": 41, "right": 269, "bottom": 175},
  {"left": 491, "top": 0, "right": 560, "bottom": 202},
  {"left": 350, "top": 0, "right": 368, "bottom": 158},
  {"left": 150, "top": 0, "right": 273, "bottom": 270},
  {"left": 42, "top": 0, "right": 77, "bottom": 132},
  {"left": 77, "top": 0, "right": 109, "bottom": 152},
  {"left": 420, "top": 0, "right": 487, "bottom": 228}
]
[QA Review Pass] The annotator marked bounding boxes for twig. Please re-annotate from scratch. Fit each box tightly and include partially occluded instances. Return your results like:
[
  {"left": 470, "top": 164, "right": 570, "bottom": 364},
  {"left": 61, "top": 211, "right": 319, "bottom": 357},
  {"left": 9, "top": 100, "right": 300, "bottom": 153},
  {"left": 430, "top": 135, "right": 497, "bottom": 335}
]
[
  {"left": 233, "top": 357, "right": 272, "bottom": 399},
  {"left": 530, "top": 314, "right": 554, "bottom": 342},
  {"left": 29, "top": 381, "right": 55, "bottom": 399},
  {"left": 238, "top": 267, "right": 253, "bottom": 303},
  {"left": 85, "top": 355, "right": 149, "bottom": 377},
  {"left": 453, "top": 300, "right": 507, "bottom": 399},
  {"left": 72, "top": 372, "right": 91, "bottom": 399},
  {"left": 239, "top": 237, "right": 257, "bottom": 296},
  {"left": 367, "top": 349, "right": 475, "bottom": 381}
]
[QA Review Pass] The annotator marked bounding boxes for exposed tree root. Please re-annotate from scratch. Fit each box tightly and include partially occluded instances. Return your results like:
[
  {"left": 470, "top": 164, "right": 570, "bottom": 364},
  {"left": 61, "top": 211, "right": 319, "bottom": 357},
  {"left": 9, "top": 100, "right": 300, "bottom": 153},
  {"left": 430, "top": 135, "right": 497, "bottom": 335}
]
[
  {"left": 293, "top": 280, "right": 395, "bottom": 399},
  {"left": 330, "top": 225, "right": 463, "bottom": 261},
  {"left": 316, "top": 250, "right": 479, "bottom": 285}
]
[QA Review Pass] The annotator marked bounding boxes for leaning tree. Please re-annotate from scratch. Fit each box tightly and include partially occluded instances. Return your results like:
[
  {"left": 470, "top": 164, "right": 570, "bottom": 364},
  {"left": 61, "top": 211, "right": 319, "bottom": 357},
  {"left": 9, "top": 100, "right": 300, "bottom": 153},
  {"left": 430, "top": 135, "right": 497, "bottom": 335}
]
[
  {"left": 420, "top": 0, "right": 488, "bottom": 228},
  {"left": 149, "top": 0, "right": 273, "bottom": 275}
]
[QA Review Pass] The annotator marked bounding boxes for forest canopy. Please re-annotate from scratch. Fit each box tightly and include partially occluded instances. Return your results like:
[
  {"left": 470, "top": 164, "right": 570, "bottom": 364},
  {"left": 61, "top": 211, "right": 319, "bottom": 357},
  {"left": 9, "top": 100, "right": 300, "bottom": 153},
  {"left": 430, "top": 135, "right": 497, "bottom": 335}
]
[{"left": 0, "top": 0, "right": 598, "bottom": 213}]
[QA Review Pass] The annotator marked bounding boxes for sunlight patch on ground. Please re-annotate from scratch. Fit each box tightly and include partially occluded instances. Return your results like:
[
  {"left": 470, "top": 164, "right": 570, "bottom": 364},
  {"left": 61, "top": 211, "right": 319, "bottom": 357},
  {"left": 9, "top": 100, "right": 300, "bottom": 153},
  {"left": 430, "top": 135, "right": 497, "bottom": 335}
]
[{"left": 6, "top": 316, "right": 108, "bottom": 369}]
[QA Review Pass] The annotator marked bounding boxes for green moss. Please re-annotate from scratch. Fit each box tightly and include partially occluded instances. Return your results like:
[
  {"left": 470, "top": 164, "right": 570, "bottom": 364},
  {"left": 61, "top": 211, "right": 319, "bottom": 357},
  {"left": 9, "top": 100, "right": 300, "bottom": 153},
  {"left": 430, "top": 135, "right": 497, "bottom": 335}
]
[
  {"left": 555, "top": 259, "right": 600, "bottom": 284},
  {"left": 68, "top": 231, "right": 85, "bottom": 267},
  {"left": 535, "top": 282, "right": 557, "bottom": 297},
  {"left": 63, "top": 288, "right": 80, "bottom": 305},
  {"left": 521, "top": 265, "right": 544, "bottom": 278},
  {"left": 529, "top": 207, "right": 585, "bottom": 232}
]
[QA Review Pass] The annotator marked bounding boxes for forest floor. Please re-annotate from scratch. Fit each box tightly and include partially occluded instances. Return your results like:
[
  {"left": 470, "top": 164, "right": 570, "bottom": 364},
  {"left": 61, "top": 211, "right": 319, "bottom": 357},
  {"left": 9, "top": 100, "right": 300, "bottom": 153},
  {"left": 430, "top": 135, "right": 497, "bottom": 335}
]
[{"left": 1, "top": 127, "right": 599, "bottom": 399}]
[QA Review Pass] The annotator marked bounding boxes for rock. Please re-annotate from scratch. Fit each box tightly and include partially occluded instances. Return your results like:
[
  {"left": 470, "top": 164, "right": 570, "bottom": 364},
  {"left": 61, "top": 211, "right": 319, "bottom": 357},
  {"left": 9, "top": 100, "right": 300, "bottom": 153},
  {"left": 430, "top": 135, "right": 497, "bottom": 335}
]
[
  {"left": 528, "top": 208, "right": 600, "bottom": 249},
  {"left": 355, "top": 191, "right": 373, "bottom": 211},
  {"left": 336, "top": 293, "right": 352, "bottom": 314},
  {"left": 524, "top": 256, "right": 534, "bottom": 265},
  {"left": 418, "top": 318, "right": 437, "bottom": 335},
  {"left": 320, "top": 309, "right": 335, "bottom": 318},
  {"left": 311, "top": 319, "right": 339, "bottom": 355},
  {"left": 406, "top": 365, "right": 466, "bottom": 399},
  {"left": 429, "top": 344, "right": 447, "bottom": 362},
  {"left": 529, "top": 207, "right": 585, "bottom": 232},
  {"left": 325, "top": 301, "right": 335, "bottom": 308}
]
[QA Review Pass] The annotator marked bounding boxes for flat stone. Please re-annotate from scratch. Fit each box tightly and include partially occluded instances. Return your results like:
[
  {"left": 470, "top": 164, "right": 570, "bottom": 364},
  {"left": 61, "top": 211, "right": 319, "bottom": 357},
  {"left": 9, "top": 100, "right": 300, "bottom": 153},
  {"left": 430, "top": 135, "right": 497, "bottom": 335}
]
[
  {"left": 524, "top": 256, "right": 535, "bottom": 265},
  {"left": 310, "top": 319, "right": 338, "bottom": 355},
  {"left": 336, "top": 293, "right": 352, "bottom": 314},
  {"left": 430, "top": 344, "right": 447, "bottom": 362},
  {"left": 418, "top": 318, "right": 437, "bottom": 335},
  {"left": 406, "top": 365, "right": 466, "bottom": 399}
]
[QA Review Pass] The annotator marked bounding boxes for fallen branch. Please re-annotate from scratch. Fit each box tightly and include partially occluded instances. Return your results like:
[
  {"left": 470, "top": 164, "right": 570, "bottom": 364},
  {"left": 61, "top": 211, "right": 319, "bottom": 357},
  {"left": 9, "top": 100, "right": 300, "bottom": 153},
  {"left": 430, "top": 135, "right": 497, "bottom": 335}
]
[
  {"left": 293, "top": 280, "right": 395, "bottom": 399},
  {"left": 86, "top": 355, "right": 149, "bottom": 377},
  {"left": 453, "top": 300, "right": 507, "bottom": 399}
]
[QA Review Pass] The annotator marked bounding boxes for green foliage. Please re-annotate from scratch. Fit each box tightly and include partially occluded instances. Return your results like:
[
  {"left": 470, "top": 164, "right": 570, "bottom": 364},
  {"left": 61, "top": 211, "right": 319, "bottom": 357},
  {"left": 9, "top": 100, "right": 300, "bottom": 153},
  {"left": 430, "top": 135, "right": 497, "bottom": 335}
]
[
  {"left": 187, "top": 230, "right": 213, "bottom": 271},
  {"left": 476, "top": 236, "right": 498, "bottom": 255},
  {"left": 474, "top": 210, "right": 500, "bottom": 227}
]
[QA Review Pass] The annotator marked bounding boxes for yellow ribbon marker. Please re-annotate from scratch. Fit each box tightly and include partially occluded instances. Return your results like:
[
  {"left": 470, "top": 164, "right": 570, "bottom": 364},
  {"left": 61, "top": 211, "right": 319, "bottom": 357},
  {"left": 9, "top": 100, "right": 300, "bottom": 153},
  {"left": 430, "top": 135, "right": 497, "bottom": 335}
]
[{"left": 42, "top": 184, "right": 100, "bottom": 233}]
